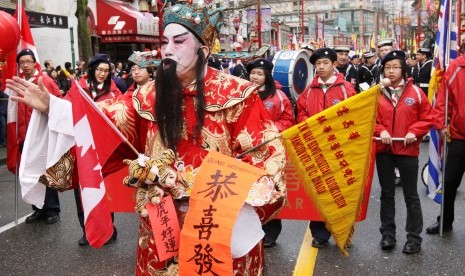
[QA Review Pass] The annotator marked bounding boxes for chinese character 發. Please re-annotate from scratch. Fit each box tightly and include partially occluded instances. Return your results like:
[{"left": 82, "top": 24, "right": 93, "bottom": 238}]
[
  {"left": 198, "top": 170, "right": 238, "bottom": 202},
  {"left": 187, "top": 244, "right": 224, "bottom": 276}
]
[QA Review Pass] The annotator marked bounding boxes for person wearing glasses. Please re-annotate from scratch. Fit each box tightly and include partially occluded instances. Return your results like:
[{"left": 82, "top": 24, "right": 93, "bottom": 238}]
[
  {"left": 77, "top": 54, "right": 122, "bottom": 101},
  {"left": 13, "top": 49, "right": 62, "bottom": 225},
  {"left": 375, "top": 50, "right": 433, "bottom": 254},
  {"left": 74, "top": 53, "right": 121, "bottom": 246}
]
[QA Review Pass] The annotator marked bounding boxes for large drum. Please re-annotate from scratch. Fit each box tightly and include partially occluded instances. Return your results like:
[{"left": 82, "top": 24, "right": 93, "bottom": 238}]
[{"left": 272, "top": 50, "right": 314, "bottom": 101}]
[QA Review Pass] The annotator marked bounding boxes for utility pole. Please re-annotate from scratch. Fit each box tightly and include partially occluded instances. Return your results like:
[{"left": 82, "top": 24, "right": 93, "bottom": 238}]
[
  {"left": 315, "top": 14, "right": 319, "bottom": 42},
  {"left": 301, "top": 0, "right": 304, "bottom": 43},
  {"left": 257, "top": 0, "right": 262, "bottom": 48},
  {"left": 417, "top": 0, "right": 422, "bottom": 47}
]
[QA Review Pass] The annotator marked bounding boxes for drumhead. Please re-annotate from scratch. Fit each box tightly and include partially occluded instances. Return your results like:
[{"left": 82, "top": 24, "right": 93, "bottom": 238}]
[{"left": 272, "top": 50, "right": 313, "bottom": 101}]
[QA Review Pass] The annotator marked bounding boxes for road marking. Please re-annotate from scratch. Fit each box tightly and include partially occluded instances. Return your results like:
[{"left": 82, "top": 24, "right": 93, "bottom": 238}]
[
  {"left": 0, "top": 214, "right": 30, "bottom": 234},
  {"left": 293, "top": 223, "right": 318, "bottom": 276}
]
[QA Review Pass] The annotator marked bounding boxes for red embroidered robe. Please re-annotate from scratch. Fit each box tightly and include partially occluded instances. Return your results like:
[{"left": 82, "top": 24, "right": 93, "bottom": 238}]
[{"left": 101, "top": 67, "right": 287, "bottom": 275}]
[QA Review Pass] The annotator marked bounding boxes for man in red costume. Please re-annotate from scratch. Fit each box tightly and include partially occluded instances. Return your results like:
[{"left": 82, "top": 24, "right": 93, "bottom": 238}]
[{"left": 7, "top": 2, "right": 286, "bottom": 275}]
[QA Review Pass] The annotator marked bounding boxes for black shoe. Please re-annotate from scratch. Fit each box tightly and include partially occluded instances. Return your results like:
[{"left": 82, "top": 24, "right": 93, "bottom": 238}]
[
  {"left": 79, "top": 234, "right": 89, "bottom": 246},
  {"left": 105, "top": 227, "right": 117, "bottom": 245},
  {"left": 380, "top": 235, "right": 396, "bottom": 250},
  {"left": 426, "top": 222, "right": 453, "bottom": 234},
  {"left": 45, "top": 212, "right": 60, "bottom": 224},
  {"left": 263, "top": 235, "right": 277, "bottom": 248},
  {"left": 25, "top": 210, "right": 46, "bottom": 223},
  {"left": 311, "top": 238, "right": 328, "bottom": 248},
  {"left": 402, "top": 241, "right": 421, "bottom": 254}
]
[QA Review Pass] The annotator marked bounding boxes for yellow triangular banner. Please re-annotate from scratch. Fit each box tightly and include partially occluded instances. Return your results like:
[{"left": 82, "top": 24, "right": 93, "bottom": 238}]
[{"left": 281, "top": 85, "right": 380, "bottom": 256}]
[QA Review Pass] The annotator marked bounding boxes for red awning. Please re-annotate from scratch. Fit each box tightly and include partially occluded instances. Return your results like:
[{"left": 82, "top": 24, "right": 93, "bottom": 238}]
[{"left": 97, "top": 0, "right": 159, "bottom": 43}]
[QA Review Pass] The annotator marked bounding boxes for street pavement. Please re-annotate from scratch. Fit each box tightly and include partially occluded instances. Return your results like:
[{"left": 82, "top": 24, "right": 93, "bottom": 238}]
[{"left": 1, "top": 143, "right": 465, "bottom": 275}]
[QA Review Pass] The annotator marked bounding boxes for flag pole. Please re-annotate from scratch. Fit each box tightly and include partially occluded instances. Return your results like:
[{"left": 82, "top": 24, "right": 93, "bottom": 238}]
[
  {"left": 14, "top": 0, "right": 23, "bottom": 224},
  {"left": 235, "top": 134, "right": 282, "bottom": 159},
  {"left": 439, "top": 0, "right": 453, "bottom": 237}
]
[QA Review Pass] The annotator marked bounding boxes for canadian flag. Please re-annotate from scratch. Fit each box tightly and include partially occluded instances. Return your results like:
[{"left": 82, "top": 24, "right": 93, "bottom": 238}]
[
  {"left": 6, "top": 3, "right": 42, "bottom": 173},
  {"left": 68, "top": 81, "right": 131, "bottom": 248}
]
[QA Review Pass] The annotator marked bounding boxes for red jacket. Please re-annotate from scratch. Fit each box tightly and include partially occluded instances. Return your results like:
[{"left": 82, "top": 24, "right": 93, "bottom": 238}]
[
  {"left": 375, "top": 78, "right": 433, "bottom": 156},
  {"left": 78, "top": 76, "right": 122, "bottom": 102},
  {"left": 296, "top": 73, "right": 356, "bottom": 122},
  {"left": 261, "top": 82, "right": 295, "bottom": 132},
  {"left": 433, "top": 55, "right": 465, "bottom": 139}
]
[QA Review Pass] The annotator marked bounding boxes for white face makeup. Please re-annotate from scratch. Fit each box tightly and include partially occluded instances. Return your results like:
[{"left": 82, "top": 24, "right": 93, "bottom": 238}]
[{"left": 161, "top": 23, "right": 201, "bottom": 77}]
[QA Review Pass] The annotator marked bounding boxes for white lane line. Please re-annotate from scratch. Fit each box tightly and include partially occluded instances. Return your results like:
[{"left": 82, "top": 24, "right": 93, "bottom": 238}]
[{"left": 0, "top": 214, "right": 31, "bottom": 234}]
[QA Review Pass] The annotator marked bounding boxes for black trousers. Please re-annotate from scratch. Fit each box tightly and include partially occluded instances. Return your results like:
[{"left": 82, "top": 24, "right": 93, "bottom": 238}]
[
  {"left": 437, "top": 139, "right": 465, "bottom": 227},
  {"left": 309, "top": 221, "right": 331, "bottom": 241},
  {"left": 74, "top": 187, "right": 114, "bottom": 231},
  {"left": 32, "top": 186, "right": 60, "bottom": 214},
  {"left": 376, "top": 153, "right": 422, "bottom": 244},
  {"left": 262, "top": 219, "right": 282, "bottom": 241}
]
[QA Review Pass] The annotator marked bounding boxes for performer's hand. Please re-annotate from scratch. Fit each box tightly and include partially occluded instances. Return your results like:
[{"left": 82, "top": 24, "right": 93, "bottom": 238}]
[
  {"left": 380, "top": 130, "right": 392, "bottom": 145},
  {"left": 404, "top": 132, "right": 416, "bottom": 146},
  {"left": 6, "top": 76, "right": 50, "bottom": 113},
  {"left": 439, "top": 128, "right": 448, "bottom": 139}
]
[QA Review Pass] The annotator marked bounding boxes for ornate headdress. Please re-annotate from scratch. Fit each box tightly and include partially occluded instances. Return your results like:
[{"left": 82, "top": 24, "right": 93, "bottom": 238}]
[
  {"left": 128, "top": 50, "right": 160, "bottom": 68},
  {"left": 162, "top": 1, "right": 224, "bottom": 49}
]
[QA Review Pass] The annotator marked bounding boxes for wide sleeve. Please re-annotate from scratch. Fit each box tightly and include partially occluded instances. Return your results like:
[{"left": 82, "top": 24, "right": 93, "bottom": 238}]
[
  {"left": 230, "top": 93, "right": 287, "bottom": 223},
  {"left": 98, "top": 90, "right": 143, "bottom": 152}
]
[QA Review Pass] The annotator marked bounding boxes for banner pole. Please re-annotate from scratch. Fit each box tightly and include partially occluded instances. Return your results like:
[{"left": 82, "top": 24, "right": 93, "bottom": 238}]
[
  {"left": 14, "top": 0, "right": 23, "bottom": 225},
  {"left": 440, "top": 0, "right": 453, "bottom": 237}
]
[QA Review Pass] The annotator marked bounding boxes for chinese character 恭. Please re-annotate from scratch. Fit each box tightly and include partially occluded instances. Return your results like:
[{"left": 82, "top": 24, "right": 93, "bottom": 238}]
[{"left": 198, "top": 170, "right": 238, "bottom": 202}]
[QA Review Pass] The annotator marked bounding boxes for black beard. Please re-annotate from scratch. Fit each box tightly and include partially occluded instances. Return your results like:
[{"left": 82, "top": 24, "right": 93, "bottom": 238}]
[
  {"left": 155, "top": 58, "right": 184, "bottom": 152},
  {"left": 154, "top": 50, "right": 207, "bottom": 152}
]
